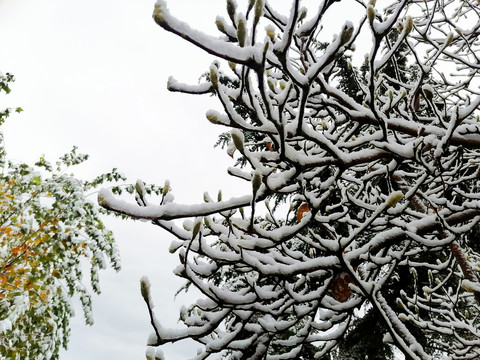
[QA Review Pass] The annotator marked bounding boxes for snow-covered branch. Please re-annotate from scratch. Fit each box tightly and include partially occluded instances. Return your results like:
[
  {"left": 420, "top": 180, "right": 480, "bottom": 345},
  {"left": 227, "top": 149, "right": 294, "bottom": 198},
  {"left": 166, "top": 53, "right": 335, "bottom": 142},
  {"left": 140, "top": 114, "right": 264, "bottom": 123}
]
[{"left": 101, "top": 0, "right": 480, "bottom": 358}]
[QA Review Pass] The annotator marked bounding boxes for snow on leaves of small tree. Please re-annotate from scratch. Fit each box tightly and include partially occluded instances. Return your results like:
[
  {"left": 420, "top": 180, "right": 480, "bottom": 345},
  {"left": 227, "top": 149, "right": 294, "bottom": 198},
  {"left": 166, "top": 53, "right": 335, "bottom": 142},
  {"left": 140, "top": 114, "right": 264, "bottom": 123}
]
[
  {"left": 0, "top": 73, "right": 124, "bottom": 360},
  {"left": 101, "top": 1, "right": 480, "bottom": 359}
]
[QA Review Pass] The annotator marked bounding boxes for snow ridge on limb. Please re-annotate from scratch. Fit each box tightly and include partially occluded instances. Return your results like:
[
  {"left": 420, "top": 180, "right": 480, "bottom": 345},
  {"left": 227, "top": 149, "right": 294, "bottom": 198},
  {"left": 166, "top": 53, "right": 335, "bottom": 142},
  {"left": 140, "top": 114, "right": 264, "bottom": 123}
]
[
  {"left": 99, "top": 188, "right": 255, "bottom": 220},
  {"left": 152, "top": 0, "right": 262, "bottom": 67},
  {"left": 101, "top": 0, "right": 480, "bottom": 359}
]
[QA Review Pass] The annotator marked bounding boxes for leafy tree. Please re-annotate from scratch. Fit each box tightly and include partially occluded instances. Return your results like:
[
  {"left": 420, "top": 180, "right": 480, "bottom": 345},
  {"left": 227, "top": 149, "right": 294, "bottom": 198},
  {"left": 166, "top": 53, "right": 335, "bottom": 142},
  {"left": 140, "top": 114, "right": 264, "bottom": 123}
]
[
  {"left": 101, "top": 0, "right": 480, "bottom": 359},
  {"left": 0, "top": 72, "right": 135, "bottom": 360}
]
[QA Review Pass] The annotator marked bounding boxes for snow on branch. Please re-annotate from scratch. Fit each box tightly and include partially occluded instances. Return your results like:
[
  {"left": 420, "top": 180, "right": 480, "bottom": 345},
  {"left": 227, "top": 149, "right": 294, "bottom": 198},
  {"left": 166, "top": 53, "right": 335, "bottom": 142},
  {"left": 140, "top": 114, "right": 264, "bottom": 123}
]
[{"left": 101, "top": 0, "right": 480, "bottom": 358}]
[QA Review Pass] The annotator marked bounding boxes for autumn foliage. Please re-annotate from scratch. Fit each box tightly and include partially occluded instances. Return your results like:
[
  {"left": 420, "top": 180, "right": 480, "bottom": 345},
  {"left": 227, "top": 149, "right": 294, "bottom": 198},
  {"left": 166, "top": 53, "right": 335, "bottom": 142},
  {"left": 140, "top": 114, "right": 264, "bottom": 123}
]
[{"left": 0, "top": 73, "right": 123, "bottom": 360}]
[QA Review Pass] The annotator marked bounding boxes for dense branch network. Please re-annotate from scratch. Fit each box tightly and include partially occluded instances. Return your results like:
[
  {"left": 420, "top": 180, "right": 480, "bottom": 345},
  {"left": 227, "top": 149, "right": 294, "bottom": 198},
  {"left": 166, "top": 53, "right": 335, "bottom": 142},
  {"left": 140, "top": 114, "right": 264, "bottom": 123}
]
[{"left": 101, "top": 0, "right": 480, "bottom": 359}]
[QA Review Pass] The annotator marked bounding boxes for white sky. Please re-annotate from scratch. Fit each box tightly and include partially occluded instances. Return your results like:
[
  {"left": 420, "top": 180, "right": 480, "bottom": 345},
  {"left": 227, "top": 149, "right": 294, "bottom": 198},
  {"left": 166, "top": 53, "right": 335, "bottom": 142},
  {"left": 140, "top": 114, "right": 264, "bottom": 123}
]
[{"left": 0, "top": 1, "right": 367, "bottom": 359}]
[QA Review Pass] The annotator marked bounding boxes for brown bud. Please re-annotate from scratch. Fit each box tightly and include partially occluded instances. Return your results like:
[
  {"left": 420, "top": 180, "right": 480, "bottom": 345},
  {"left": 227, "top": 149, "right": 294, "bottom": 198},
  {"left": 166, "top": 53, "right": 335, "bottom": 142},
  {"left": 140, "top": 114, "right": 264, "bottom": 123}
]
[
  {"left": 237, "top": 15, "right": 247, "bottom": 47},
  {"left": 231, "top": 129, "right": 244, "bottom": 152},
  {"left": 252, "top": 171, "right": 262, "bottom": 194},
  {"left": 404, "top": 16, "right": 413, "bottom": 35},
  {"left": 209, "top": 66, "right": 219, "bottom": 88},
  {"left": 340, "top": 23, "right": 354, "bottom": 45},
  {"left": 367, "top": 6, "right": 375, "bottom": 25},
  {"left": 227, "top": 0, "right": 237, "bottom": 23},
  {"left": 254, "top": 0, "right": 264, "bottom": 24}
]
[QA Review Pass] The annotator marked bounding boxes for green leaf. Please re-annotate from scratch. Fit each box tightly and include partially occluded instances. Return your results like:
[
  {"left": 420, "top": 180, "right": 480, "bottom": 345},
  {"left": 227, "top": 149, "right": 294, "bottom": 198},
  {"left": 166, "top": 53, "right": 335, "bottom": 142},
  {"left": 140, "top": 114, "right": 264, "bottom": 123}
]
[{"left": 32, "top": 176, "right": 41, "bottom": 186}]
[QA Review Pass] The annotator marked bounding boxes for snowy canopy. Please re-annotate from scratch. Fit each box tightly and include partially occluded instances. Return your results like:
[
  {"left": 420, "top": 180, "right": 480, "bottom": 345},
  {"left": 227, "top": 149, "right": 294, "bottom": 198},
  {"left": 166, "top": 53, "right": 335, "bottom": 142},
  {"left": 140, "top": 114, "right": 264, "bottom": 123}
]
[{"left": 102, "top": 0, "right": 480, "bottom": 359}]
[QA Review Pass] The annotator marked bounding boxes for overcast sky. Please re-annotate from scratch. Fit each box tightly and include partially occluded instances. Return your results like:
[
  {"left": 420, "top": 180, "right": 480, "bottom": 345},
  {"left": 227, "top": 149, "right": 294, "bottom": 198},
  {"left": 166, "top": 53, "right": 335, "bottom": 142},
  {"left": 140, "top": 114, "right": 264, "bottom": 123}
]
[{"left": 0, "top": 0, "right": 252, "bottom": 359}]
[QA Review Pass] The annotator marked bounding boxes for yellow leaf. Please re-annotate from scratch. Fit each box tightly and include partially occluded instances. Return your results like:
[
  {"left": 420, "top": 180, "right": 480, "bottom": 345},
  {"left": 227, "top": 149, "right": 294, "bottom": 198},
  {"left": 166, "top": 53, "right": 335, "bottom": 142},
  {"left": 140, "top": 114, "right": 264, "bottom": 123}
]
[{"left": 296, "top": 203, "right": 310, "bottom": 222}]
